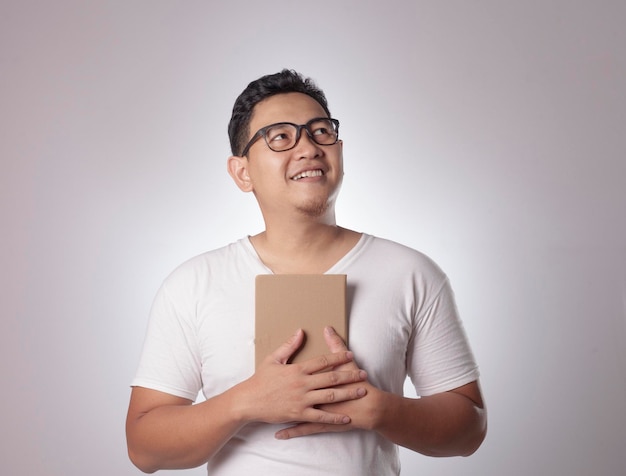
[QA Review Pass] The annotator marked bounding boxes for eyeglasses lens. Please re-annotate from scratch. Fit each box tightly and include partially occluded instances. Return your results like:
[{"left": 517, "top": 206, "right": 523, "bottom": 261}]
[{"left": 265, "top": 119, "right": 338, "bottom": 152}]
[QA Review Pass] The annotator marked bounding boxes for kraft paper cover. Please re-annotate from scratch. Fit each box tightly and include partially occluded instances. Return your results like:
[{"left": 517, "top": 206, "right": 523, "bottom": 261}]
[{"left": 255, "top": 274, "right": 347, "bottom": 370}]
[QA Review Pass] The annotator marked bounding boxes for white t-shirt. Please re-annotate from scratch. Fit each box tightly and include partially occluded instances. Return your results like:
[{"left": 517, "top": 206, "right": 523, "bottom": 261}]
[{"left": 132, "top": 234, "right": 479, "bottom": 475}]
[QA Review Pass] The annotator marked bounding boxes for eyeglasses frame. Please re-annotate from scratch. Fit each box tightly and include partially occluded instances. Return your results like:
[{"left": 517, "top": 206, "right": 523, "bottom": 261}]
[{"left": 240, "top": 117, "right": 340, "bottom": 157}]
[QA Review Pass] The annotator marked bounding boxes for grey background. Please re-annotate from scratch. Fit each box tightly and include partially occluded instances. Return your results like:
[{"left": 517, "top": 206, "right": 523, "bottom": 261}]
[{"left": 2, "top": 1, "right": 625, "bottom": 474}]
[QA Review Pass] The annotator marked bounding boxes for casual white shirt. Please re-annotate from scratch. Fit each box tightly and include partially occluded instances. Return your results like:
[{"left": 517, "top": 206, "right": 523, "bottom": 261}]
[{"left": 132, "top": 234, "right": 479, "bottom": 475}]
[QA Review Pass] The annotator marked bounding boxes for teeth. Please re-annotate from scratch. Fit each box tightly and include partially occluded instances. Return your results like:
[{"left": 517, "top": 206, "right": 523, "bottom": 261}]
[{"left": 292, "top": 169, "right": 323, "bottom": 180}]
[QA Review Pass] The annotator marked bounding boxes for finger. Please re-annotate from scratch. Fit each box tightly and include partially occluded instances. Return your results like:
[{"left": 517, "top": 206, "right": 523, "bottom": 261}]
[
  {"left": 275, "top": 422, "right": 349, "bottom": 440},
  {"left": 306, "top": 386, "right": 367, "bottom": 407},
  {"left": 300, "top": 406, "right": 354, "bottom": 426},
  {"left": 324, "top": 326, "right": 348, "bottom": 353},
  {"left": 298, "top": 349, "right": 355, "bottom": 374},
  {"left": 308, "top": 368, "right": 367, "bottom": 390},
  {"left": 322, "top": 326, "right": 360, "bottom": 371},
  {"left": 268, "top": 329, "right": 304, "bottom": 365}
]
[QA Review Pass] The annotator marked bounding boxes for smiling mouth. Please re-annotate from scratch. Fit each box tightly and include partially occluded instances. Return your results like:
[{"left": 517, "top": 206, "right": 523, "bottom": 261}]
[{"left": 291, "top": 169, "right": 324, "bottom": 181}]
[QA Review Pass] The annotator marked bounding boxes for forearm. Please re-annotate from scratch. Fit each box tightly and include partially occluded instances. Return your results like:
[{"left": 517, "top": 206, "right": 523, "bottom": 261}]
[
  {"left": 374, "top": 386, "right": 487, "bottom": 457},
  {"left": 273, "top": 329, "right": 487, "bottom": 455},
  {"left": 126, "top": 341, "right": 368, "bottom": 473},
  {"left": 127, "top": 390, "right": 245, "bottom": 473}
]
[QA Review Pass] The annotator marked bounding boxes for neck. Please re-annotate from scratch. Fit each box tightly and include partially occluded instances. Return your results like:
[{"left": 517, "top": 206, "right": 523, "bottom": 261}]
[
  {"left": 258, "top": 198, "right": 338, "bottom": 244},
  {"left": 250, "top": 214, "right": 360, "bottom": 274}
]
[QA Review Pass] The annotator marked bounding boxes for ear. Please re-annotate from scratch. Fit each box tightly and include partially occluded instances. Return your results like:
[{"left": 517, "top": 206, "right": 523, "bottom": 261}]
[{"left": 227, "top": 155, "right": 254, "bottom": 192}]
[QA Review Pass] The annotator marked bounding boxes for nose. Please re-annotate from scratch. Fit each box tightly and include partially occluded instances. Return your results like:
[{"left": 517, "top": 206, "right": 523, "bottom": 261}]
[{"left": 293, "top": 126, "right": 322, "bottom": 158}]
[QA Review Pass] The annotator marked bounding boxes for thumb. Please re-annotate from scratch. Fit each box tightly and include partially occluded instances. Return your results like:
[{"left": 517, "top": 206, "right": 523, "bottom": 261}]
[
  {"left": 324, "top": 326, "right": 358, "bottom": 371},
  {"left": 324, "top": 326, "right": 348, "bottom": 353},
  {"left": 269, "top": 328, "right": 304, "bottom": 365}
]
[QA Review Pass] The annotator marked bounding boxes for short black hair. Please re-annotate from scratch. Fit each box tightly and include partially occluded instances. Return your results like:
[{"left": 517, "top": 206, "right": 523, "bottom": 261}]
[{"left": 228, "top": 69, "right": 331, "bottom": 156}]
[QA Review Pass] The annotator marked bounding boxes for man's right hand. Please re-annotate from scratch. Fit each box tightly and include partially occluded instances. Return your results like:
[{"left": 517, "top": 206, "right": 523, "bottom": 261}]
[
  {"left": 126, "top": 328, "right": 367, "bottom": 473},
  {"left": 231, "top": 328, "right": 368, "bottom": 426}
]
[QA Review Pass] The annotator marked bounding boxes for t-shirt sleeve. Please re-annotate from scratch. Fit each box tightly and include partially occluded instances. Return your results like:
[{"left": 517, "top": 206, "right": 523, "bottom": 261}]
[
  {"left": 131, "top": 280, "right": 203, "bottom": 401},
  {"left": 407, "top": 277, "right": 480, "bottom": 396}
]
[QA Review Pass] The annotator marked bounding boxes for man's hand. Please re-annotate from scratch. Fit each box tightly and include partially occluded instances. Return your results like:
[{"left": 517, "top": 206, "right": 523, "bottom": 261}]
[
  {"left": 126, "top": 328, "right": 368, "bottom": 472},
  {"left": 274, "top": 328, "right": 487, "bottom": 458},
  {"left": 274, "top": 326, "right": 381, "bottom": 439},
  {"left": 233, "top": 328, "right": 368, "bottom": 426}
]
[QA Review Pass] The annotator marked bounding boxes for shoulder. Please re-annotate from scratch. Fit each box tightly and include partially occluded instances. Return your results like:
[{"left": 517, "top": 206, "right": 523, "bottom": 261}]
[
  {"left": 359, "top": 234, "right": 446, "bottom": 279},
  {"left": 160, "top": 238, "right": 255, "bottom": 293}
]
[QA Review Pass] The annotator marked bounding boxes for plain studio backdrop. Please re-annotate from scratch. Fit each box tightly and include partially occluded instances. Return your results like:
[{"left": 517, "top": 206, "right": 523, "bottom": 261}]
[{"left": 1, "top": 1, "right": 625, "bottom": 475}]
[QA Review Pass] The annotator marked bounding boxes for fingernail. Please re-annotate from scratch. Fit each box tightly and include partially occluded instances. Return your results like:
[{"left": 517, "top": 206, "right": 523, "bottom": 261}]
[
  {"left": 342, "top": 416, "right": 350, "bottom": 423},
  {"left": 325, "top": 326, "right": 335, "bottom": 335},
  {"left": 359, "top": 370, "right": 367, "bottom": 379},
  {"left": 356, "top": 387, "right": 366, "bottom": 397}
]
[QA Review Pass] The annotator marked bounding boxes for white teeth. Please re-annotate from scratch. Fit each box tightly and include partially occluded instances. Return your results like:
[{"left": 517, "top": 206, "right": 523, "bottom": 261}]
[{"left": 292, "top": 169, "right": 323, "bottom": 180}]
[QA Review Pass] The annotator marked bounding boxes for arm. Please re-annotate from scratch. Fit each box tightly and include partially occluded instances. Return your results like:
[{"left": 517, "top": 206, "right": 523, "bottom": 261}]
[
  {"left": 126, "top": 329, "right": 368, "bottom": 473},
  {"left": 370, "top": 380, "right": 486, "bottom": 456},
  {"left": 275, "top": 327, "right": 487, "bottom": 457}
]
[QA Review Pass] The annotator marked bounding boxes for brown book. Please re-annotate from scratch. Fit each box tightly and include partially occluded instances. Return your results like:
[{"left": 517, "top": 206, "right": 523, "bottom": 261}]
[{"left": 255, "top": 274, "right": 348, "bottom": 370}]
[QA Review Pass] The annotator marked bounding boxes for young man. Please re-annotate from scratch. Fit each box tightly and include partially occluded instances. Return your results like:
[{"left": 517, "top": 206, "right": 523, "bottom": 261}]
[{"left": 126, "top": 70, "right": 486, "bottom": 475}]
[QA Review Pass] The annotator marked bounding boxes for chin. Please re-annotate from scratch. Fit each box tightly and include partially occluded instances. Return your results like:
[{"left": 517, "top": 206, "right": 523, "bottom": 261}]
[{"left": 296, "top": 199, "right": 331, "bottom": 218}]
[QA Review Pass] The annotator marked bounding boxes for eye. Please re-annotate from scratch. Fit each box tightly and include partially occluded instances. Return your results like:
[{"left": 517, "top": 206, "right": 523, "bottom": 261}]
[
  {"left": 309, "top": 119, "right": 336, "bottom": 139},
  {"left": 312, "top": 126, "right": 329, "bottom": 136},
  {"left": 266, "top": 124, "right": 294, "bottom": 144},
  {"left": 269, "top": 132, "right": 288, "bottom": 142}
]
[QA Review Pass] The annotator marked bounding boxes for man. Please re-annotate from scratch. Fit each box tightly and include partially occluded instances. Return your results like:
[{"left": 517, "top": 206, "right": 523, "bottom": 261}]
[{"left": 126, "top": 69, "right": 486, "bottom": 475}]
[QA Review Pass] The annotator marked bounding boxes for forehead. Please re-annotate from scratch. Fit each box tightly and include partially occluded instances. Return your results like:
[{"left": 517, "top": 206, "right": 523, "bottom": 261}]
[{"left": 249, "top": 93, "right": 327, "bottom": 132}]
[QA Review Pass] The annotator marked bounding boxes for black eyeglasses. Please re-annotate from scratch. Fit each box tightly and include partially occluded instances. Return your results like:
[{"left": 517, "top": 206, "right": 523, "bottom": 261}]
[{"left": 240, "top": 117, "right": 340, "bottom": 157}]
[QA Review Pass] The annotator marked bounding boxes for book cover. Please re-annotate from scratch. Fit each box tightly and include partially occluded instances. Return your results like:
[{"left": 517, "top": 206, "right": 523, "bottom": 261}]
[{"left": 255, "top": 274, "right": 347, "bottom": 370}]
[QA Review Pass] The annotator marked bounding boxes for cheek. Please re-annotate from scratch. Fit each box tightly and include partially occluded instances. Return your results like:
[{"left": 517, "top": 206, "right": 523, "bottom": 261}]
[{"left": 249, "top": 164, "right": 286, "bottom": 188}]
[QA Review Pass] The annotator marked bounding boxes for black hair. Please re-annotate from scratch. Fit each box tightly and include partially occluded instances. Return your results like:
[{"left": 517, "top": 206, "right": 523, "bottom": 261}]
[{"left": 228, "top": 69, "right": 331, "bottom": 156}]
